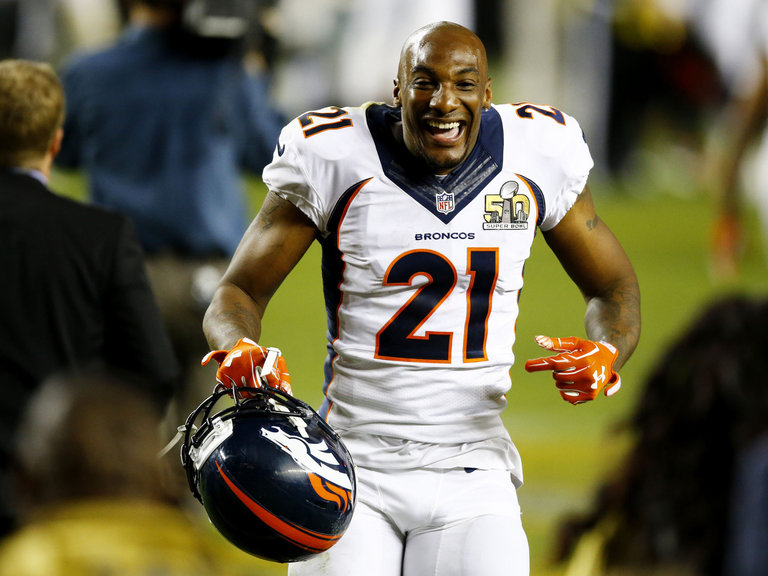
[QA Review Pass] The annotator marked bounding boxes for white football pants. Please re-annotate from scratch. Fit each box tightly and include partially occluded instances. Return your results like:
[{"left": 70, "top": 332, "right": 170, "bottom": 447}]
[{"left": 288, "top": 466, "right": 529, "bottom": 576}]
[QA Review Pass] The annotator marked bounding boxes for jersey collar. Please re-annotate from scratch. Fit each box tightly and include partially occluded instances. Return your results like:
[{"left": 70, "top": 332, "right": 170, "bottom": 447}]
[{"left": 366, "top": 104, "right": 503, "bottom": 224}]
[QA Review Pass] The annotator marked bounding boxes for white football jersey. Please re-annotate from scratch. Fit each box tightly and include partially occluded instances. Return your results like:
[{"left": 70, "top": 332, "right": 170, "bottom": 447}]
[{"left": 263, "top": 102, "right": 592, "bottom": 477}]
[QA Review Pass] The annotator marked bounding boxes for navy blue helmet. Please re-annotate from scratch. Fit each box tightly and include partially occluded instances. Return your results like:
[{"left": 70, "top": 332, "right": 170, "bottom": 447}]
[{"left": 181, "top": 385, "right": 356, "bottom": 562}]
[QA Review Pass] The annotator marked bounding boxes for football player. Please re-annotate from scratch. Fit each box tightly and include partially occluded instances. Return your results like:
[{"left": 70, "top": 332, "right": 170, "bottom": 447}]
[{"left": 202, "top": 21, "right": 640, "bottom": 576}]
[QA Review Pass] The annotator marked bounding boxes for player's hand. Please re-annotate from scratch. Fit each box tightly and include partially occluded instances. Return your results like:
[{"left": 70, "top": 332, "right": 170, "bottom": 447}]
[
  {"left": 201, "top": 337, "right": 292, "bottom": 396},
  {"left": 524, "top": 335, "right": 621, "bottom": 405}
]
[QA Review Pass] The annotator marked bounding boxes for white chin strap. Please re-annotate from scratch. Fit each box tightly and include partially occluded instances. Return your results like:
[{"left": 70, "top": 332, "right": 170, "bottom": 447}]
[{"left": 255, "top": 347, "right": 282, "bottom": 386}]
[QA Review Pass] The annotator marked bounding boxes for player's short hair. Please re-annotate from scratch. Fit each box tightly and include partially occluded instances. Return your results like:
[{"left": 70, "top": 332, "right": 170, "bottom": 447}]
[{"left": 0, "top": 59, "right": 65, "bottom": 168}]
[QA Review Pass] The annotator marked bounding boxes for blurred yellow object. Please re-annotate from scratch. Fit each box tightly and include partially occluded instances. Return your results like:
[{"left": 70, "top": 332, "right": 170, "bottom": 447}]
[
  {"left": 613, "top": 0, "right": 687, "bottom": 52},
  {"left": 0, "top": 500, "right": 231, "bottom": 576}
]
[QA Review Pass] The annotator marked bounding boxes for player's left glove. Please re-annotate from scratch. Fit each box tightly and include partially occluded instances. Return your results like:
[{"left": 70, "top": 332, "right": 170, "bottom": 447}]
[
  {"left": 201, "top": 337, "right": 292, "bottom": 396},
  {"left": 524, "top": 335, "right": 621, "bottom": 405}
]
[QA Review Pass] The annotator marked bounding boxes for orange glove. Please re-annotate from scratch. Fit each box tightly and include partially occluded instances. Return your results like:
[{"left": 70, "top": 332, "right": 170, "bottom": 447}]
[
  {"left": 524, "top": 335, "right": 621, "bottom": 405},
  {"left": 201, "top": 337, "right": 292, "bottom": 396}
]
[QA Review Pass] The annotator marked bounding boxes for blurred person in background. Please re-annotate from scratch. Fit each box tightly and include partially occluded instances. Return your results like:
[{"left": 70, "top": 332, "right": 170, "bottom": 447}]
[
  {"left": 54, "top": 0, "right": 285, "bottom": 420},
  {"left": 725, "top": 425, "right": 768, "bottom": 576},
  {"left": 703, "top": 0, "right": 768, "bottom": 278},
  {"left": 604, "top": 0, "right": 725, "bottom": 184},
  {"left": 0, "top": 58, "right": 177, "bottom": 538},
  {"left": 0, "top": 370, "right": 231, "bottom": 576},
  {"left": 554, "top": 295, "right": 768, "bottom": 576}
]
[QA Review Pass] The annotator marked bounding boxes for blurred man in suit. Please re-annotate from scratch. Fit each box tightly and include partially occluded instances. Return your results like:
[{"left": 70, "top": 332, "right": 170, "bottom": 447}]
[{"left": 0, "top": 58, "right": 179, "bottom": 536}]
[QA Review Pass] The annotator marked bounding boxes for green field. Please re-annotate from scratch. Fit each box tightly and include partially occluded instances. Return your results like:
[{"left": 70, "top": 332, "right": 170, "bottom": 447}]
[{"left": 50, "top": 168, "right": 767, "bottom": 575}]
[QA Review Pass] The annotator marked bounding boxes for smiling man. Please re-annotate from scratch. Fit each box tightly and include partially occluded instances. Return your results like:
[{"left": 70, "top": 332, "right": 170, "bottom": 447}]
[
  {"left": 201, "top": 21, "right": 640, "bottom": 576},
  {"left": 395, "top": 23, "right": 491, "bottom": 173}
]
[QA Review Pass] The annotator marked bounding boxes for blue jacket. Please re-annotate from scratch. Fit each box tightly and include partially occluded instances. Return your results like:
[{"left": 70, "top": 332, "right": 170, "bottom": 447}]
[{"left": 56, "top": 26, "right": 284, "bottom": 256}]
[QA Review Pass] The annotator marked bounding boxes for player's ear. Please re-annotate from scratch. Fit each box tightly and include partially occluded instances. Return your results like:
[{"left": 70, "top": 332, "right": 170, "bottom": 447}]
[
  {"left": 392, "top": 78, "right": 401, "bottom": 107},
  {"left": 483, "top": 78, "right": 492, "bottom": 110},
  {"left": 50, "top": 127, "right": 64, "bottom": 158}
]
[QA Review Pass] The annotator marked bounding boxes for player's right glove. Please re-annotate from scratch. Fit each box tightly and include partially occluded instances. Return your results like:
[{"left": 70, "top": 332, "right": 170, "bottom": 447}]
[
  {"left": 201, "top": 337, "right": 292, "bottom": 396},
  {"left": 524, "top": 335, "right": 621, "bottom": 405}
]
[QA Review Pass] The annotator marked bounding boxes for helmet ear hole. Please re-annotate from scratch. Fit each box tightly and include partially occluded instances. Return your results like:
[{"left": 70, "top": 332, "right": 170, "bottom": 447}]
[{"left": 181, "top": 387, "right": 357, "bottom": 563}]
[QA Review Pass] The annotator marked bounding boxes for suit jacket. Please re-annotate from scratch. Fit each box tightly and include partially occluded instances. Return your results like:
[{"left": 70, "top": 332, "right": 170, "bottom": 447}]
[{"left": 0, "top": 171, "right": 179, "bottom": 524}]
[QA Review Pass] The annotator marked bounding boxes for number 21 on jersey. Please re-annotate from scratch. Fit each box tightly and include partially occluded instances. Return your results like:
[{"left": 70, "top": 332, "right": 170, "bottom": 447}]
[{"left": 375, "top": 248, "right": 498, "bottom": 364}]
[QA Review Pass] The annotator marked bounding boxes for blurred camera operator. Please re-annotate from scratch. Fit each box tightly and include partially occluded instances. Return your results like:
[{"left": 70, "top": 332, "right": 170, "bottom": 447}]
[{"left": 55, "top": 0, "right": 285, "bottom": 419}]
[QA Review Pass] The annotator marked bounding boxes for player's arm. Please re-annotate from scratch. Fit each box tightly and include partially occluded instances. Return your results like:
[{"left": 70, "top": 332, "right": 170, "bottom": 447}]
[
  {"left": 542, "top": 185, "right": 640, "bottom": 369},
  {"left": 202, "top": 191, "right": 317, "bottom": 352},
  {"left": 524, "top": 185, "right": 639, "bottom": 404}
]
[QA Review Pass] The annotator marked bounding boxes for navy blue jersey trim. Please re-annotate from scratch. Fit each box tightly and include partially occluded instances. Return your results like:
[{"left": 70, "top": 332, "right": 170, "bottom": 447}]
[
  {"left": 366, "top": 104, "right": 504, "bottom": 224},
  {"left": 518, "top": 173, "right": 546, "bottom": 229},
  {"left": 319, "top": 178, "right": 372, "bottom": 391}
]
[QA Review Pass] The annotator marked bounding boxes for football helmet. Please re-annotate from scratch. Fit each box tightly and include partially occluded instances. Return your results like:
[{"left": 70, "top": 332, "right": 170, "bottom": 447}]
[{"left": 180, "top": 385, "right": 356, "bottom": 563}]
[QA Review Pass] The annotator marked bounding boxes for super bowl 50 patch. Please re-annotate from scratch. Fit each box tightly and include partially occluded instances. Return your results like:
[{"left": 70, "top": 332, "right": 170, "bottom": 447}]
[{"left": 483, "top": 180, "right": 529, "bottom": 230}]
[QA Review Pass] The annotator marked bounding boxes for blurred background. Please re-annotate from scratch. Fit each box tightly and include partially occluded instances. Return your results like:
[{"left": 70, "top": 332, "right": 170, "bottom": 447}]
[{"left": 2, "top": 0, "right": 767, "bottom": 574}]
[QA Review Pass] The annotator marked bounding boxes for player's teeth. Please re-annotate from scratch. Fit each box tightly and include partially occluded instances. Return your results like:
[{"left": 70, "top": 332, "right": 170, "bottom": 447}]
[{"left": 428, "top": 121, "right": 459, "bottom": 130}]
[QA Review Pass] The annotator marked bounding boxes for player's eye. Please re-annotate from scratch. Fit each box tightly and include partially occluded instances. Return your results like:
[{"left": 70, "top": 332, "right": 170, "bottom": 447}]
[{"left": 412, "top": 78, "right": 435, "bottom": 90}]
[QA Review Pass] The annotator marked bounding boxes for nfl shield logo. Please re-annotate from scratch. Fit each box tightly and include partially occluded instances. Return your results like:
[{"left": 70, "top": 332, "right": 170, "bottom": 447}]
[{"left": 436, "top": 192, "right": 455, "bottom": 214}]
